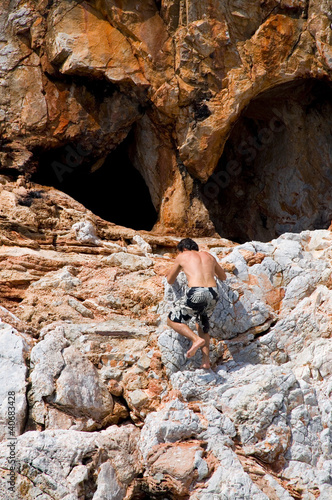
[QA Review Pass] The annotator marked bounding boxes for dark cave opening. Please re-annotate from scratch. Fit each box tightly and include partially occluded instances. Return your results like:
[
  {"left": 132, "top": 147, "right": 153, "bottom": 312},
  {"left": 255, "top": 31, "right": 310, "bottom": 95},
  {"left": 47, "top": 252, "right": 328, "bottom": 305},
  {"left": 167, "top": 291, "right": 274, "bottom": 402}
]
[
  {"left": 31, "top": 133, "right": 158, "bottom": 231},
  {"left": 201, "top": 79, "right": 332, "bottom": 243}
]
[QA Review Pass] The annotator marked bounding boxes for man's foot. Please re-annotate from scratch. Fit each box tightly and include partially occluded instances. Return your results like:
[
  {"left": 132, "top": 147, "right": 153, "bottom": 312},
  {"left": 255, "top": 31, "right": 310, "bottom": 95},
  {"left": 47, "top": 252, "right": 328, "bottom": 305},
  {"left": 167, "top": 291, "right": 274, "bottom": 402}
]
[
  {"left": 200, "top": 362, "right": 211, "bottom": 369},
  {"left": 186, "top": 338, "right": 205, "bottom": 359}
]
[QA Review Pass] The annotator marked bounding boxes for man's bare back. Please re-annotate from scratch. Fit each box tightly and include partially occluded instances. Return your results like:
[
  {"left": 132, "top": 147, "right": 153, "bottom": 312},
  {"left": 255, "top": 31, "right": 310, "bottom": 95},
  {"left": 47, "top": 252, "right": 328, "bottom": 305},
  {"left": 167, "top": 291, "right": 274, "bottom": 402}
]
[{"left": 167, "top": 249, "right": 226, "bottom": 287}]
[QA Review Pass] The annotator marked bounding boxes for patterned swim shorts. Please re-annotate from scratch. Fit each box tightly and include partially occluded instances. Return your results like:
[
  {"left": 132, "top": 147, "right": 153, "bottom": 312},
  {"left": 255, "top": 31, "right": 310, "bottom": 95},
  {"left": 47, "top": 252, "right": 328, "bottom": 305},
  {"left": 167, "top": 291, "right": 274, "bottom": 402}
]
[{"left": 168, "top": 286, "right": 219, "bottom": 333}]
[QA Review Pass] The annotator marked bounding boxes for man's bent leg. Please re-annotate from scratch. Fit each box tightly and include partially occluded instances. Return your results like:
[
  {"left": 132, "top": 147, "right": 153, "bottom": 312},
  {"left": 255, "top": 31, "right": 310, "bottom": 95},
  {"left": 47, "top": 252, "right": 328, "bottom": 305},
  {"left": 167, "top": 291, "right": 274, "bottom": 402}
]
[
  {"left": 167, "top": 317, "right": 205, "bottom": 358},
  {"left": 196, "top": 323, "right": 211, "bottom": 369}
]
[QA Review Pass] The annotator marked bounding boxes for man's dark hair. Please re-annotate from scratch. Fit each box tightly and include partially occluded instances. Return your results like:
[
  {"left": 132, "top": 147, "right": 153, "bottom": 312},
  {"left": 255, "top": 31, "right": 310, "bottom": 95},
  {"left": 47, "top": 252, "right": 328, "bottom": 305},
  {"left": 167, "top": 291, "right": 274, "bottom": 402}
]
[{"left": 177, "top": 238, "right": 199, "bottom": 252}]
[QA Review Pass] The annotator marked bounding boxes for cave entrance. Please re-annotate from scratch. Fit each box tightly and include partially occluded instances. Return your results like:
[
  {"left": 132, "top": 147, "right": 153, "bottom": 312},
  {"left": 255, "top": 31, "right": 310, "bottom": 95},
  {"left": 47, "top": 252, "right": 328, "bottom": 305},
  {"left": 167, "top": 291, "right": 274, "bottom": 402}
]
[
  {"left": 32, "top": 133, "right": 158, "bottom": 231},
  {"left": 201, "top": 79, "right": 332, "bottom": 243}
]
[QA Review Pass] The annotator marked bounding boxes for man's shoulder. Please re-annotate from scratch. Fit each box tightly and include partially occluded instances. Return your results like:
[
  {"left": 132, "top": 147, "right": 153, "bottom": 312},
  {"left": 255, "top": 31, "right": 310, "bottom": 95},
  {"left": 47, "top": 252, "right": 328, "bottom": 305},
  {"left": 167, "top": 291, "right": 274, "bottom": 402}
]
[
  {"left": 175, "top": 252, "right": 187, "bottom": 265},
  {"left": 177, "top": 251, "right": 195, "bottom": 264},
  {"left": 200, "top": 250, "right": 216, "bottom": 260}
]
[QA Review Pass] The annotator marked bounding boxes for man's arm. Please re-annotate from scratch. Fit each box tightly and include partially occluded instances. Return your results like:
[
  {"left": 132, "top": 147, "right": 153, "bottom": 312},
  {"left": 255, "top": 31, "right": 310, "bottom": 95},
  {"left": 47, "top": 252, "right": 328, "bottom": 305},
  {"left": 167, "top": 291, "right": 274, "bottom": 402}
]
[
  {"left": 214, "top": 260, "right": 227, "bottom": 281},
  {"left": 166, "top": 258, "right": 182, "bottom": 285}
]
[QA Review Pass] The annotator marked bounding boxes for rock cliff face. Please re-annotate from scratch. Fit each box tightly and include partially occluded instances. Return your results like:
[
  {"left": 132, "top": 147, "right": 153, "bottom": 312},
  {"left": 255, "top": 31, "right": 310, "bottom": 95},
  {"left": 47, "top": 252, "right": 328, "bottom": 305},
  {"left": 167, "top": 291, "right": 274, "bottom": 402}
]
[
  {"left": 0, "top": 176, "right": 332, "bottom": 499},
  {"left": 1, "top": 0, "right": 332, "bottom": 238},
  {"left": 1, "top": 1, "right": 332, "bottom": 499}
]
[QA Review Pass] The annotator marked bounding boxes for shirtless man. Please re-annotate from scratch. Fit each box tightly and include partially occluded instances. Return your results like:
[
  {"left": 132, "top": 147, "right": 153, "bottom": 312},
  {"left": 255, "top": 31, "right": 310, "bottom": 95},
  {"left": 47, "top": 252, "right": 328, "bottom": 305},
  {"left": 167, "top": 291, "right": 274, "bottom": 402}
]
[{"left": 166, "top": 238, "right": 226, "bottom": 369}]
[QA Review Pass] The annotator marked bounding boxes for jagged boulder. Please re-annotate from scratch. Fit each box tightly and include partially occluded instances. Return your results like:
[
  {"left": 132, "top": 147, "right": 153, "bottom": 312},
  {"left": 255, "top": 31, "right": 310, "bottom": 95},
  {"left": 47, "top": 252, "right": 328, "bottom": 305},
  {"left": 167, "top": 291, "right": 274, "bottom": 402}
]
[{"left": 0, "top": 425, "right": 141, "bottom": 500}]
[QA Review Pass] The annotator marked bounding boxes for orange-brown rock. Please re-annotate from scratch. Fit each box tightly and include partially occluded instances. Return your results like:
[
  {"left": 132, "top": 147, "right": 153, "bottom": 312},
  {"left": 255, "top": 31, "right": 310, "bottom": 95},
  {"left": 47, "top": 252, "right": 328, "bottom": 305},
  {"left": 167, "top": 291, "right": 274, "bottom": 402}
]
[
  {"left": 150, "top": 442, "right": 205, "bottom": 493},
  {"left": 107, "top": 379, "right": 123, "bottom": 397}
]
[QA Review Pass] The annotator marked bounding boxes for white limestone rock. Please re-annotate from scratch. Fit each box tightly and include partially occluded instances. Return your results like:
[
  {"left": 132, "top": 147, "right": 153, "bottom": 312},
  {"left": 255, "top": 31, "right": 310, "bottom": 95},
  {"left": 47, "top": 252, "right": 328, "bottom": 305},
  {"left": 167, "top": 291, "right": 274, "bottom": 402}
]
[
  {"left": 132, "top": 234, "right": 152, "bottom": 254},
  {"left": 271, "top": 235, "right": 304, "bottom": 271},
  {"left": 29, "top": 326, "right": 113, "bottom": 428},
  {"left": 68, "top": 296, "right": 94, "bottom": 318},
  {"left": 102, "top": 241, "right": 125, "bottom": 252},
  {"left": 105, "top": 252, "right": 153, "bottom": 271},
  {"left": 306, "top": 229, "right": 332, "bottom": 252},
  {"left": 30, "top": 325, "right": 68, "bottom": 404},
  {"left": 198, "top": 403, "right": 236, "bottom": 449},
  {"left": 172, "top": 364, "right": 295, "bottom": 456},
  {"left": 92, "top": 462, "right": 125, "bottom": 500},
  {"left": 139, "top": 399, "right": 203, "bottom": 460},
  {"left": 263, "top": 285, "right": 332, "bottom": 369},
  {"left": 262, "top": 475, "right": 294, "bottom": 499},
  {"left": 282, "top": 271, "right": 319, "bottom": 310},
  {"left": 54, "top": 345, "right": 114, "bottom": 422},
  {"left": 0, "top": 425, "right": 140, "bottom": 499},
  {"left": 140, "top": 398, "right": 271, "bottom": 499},
  {"left": 158, "top": 329, "right": 192, "bottom": 374},
  {"left": 170, "top": 369, "right": 229, "bottom": 403},
  {"left": 169, "top": 354, "right": 331, "bottom": 497},
  {"left": 72, "top": 220, "right": 100, "bottom": 245},
  {"left": 191, "top": 460, "right": 270, "bottom": 500},
  {"left": 66, "top": 464, "right": 89, "bottom": 497},
  {"left": 209, "top": 282, "right": 273, "bottom": 337},
  {"left": 31, "top": 266, "right": 81, "bottom": 290},
  {"left": 221, "top": 247, "right": 249, "bottom": 280}
]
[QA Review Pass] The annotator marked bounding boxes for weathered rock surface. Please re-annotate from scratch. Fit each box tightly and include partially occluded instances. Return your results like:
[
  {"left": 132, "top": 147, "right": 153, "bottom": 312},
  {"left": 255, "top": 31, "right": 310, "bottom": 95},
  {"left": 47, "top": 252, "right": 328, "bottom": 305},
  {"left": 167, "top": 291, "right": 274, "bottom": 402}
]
[
  {"left": 1, "top": 1, "right": 332, "bottom": 238},
  {"left": 0, "top": 424, "right": 141, "bottom": 499},
  {"left": 0, "top": 178, "right": 332, "bottom": 498}
]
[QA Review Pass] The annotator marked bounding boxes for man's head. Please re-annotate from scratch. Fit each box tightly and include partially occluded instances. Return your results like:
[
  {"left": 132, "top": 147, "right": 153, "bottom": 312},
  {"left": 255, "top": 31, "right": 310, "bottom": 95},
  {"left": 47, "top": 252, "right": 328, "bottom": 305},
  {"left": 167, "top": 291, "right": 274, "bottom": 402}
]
[{"left": 177, "top": 238, "right": 199, "bottom": 252}]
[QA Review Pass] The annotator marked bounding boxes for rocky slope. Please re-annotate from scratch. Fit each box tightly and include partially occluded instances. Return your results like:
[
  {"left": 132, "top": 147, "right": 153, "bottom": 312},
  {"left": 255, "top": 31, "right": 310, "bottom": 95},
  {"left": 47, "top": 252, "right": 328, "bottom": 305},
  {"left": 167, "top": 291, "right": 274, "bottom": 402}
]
[
  {"left": 0, "top": 176, "right": 332, "bottom": 499},
  {"left": 1, "top": 0, "right": 332, "bottom": 239}
]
